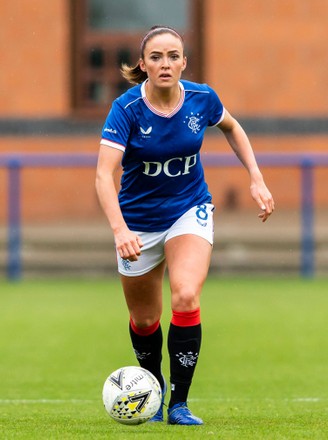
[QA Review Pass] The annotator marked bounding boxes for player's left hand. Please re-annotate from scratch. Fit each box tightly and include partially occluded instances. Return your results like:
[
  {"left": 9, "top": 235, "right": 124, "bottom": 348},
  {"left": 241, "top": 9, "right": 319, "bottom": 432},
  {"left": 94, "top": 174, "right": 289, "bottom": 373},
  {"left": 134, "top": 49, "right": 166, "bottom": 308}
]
[{"left": 250, "top": 179, "right": 275, "bottom": 223}]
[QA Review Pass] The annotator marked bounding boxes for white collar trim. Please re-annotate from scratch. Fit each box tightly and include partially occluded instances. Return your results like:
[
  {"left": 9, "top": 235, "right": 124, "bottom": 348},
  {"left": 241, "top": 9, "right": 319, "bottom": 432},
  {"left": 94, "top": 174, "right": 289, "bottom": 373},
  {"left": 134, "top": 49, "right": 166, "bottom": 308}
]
[{"left": 141, "top": 80, "right": 185, "bottom": 118}]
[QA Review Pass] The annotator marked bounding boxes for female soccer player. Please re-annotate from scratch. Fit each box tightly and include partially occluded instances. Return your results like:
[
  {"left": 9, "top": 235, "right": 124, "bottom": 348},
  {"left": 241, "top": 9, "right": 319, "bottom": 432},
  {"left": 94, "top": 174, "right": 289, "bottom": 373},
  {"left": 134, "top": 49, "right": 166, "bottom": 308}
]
[{"left": 96, "top": 26, "right": 274, "bottom": 425}]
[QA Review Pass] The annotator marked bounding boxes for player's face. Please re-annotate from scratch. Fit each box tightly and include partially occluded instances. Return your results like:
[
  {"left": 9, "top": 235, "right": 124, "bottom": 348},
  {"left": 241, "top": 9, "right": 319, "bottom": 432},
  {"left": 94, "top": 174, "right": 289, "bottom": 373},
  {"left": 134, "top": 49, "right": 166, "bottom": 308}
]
[{"left": 140, "top": 33, "right": 187, "bottom": 88}]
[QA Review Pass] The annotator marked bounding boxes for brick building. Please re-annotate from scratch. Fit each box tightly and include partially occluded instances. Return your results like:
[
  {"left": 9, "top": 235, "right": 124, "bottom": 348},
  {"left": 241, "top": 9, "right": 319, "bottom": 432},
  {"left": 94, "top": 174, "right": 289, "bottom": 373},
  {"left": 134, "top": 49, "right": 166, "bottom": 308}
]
[{"left": 1, "top": 0, "right": 328, "bottom": 224}]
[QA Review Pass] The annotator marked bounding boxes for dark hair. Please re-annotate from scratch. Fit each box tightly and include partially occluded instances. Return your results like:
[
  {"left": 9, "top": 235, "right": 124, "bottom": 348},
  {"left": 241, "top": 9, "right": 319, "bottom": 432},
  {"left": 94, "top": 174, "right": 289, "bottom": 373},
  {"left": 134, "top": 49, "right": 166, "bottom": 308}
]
[{"left": 121, "top": 25, "right": 184, "bottom": 85}]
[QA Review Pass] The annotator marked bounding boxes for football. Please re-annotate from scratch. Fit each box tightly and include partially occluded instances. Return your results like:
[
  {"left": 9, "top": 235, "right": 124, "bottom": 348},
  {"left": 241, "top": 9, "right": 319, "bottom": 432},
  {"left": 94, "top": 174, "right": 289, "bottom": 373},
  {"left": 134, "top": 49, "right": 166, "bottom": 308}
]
[{"left": 102, "top": 366, "right": 162, "bottom": 425}]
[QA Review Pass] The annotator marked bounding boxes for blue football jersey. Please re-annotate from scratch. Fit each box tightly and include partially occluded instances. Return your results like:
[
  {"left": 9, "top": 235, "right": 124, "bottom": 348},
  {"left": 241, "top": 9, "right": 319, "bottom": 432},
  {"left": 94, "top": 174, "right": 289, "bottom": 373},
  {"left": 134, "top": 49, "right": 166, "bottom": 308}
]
[{"left": 100, "top": 80, "right": 225, "bottom": 232}]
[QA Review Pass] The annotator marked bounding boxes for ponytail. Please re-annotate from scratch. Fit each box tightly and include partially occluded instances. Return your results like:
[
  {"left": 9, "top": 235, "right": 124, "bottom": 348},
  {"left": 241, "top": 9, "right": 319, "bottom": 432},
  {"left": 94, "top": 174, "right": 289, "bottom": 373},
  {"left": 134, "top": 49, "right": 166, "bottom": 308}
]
[{"left": 120, "top": 62, "right": 147, "bottom": 85}]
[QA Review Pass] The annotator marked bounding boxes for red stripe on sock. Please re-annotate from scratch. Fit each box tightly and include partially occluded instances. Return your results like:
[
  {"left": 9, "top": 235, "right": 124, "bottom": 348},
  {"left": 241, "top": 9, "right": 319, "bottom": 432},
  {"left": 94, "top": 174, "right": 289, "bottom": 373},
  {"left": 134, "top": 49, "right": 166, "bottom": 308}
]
[
  {"left": 130, "top": 318, "right": 160, "bottom": 336},
  {"left": 171, "top": 308, "right": 201, "bottom": 327}
]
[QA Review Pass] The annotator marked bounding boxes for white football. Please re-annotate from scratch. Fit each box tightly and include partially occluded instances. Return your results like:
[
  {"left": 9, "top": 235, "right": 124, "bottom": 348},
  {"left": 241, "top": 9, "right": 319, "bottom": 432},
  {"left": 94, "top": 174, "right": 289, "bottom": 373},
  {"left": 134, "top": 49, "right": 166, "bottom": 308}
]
[{"left": 102, "top": 366, "right": 162, "bottom": 425}]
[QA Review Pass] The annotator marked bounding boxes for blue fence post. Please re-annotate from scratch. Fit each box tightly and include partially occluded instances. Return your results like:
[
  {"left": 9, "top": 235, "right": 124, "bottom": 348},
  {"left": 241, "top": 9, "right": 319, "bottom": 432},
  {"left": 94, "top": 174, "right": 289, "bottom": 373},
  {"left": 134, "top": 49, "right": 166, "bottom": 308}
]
[
  {"left": 300, "top": 158, "right": 315, "bottom": 277},
  {"left": 7, "top": 158, "right": 22, "bottom": 280}
]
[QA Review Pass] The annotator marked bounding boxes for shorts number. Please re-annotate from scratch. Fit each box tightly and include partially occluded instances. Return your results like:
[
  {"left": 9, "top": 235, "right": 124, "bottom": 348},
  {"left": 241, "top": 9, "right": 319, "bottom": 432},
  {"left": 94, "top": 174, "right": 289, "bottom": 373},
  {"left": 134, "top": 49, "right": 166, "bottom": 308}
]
[{"left": 196, "top": 204, "right": 208, "bottom": 221}]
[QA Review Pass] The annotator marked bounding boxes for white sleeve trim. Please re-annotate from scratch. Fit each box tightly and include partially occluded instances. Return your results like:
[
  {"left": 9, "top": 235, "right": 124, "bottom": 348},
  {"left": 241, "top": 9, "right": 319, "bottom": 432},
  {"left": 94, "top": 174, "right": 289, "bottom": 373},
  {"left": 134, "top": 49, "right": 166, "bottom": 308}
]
[
  {"left": 213, "top": 107, "right": 226, "bottom": 126},
  {"left": 100, "top": 139, "right": 126, "bottom": 152}
]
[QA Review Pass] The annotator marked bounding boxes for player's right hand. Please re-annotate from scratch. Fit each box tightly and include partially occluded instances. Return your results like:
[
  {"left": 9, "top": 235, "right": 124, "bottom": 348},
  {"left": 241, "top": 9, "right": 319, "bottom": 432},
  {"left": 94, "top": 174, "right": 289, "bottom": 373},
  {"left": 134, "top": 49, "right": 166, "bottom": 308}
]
[{"left": 115, "top": 229, "right": 144, "bottom": 261}]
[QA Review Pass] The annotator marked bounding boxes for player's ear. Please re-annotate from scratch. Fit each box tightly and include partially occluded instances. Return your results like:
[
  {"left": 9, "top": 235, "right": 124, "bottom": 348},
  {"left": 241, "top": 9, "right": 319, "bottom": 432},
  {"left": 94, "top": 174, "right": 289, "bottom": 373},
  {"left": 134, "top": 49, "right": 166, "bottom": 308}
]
[
  {"left": 182, "top": 56, "right": 187, "bottom": 71},
  {"left": 139, "top": 59, "right": 147, "bottom": 72}
]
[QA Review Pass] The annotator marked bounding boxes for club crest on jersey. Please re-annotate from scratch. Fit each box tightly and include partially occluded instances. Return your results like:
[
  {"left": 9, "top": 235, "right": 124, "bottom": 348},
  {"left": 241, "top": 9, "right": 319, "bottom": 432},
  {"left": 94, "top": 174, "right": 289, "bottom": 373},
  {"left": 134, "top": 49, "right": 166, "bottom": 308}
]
[
  {"left": 184, "top": 113, "right": 203, "bottom": 134},
  {"left": 140, "top": 126, "right": 152, "bottom": 138}
]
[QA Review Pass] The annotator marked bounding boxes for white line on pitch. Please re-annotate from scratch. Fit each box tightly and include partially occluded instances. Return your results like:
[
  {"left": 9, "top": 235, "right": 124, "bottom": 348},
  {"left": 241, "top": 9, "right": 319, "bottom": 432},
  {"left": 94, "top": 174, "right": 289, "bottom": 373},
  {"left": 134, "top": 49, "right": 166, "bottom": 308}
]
[
  {"left": 0, "top": 399, "right": 96, "bottom": 404},
  {"left": 0, "top": 397, "right": 325, "bottom": 405},
  {"left": 189, "top": 397, "right": 326, "bottom": 403}
]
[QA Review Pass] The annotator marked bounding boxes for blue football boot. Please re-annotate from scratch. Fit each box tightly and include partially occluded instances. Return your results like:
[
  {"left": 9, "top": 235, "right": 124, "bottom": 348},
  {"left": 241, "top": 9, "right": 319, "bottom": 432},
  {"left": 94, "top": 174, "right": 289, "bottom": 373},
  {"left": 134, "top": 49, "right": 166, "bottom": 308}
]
[
  {"left": 167, "top": 402, "right": 203, "bottom": 425},
  {"left": 148, "top": 377, "right": 167, "bottom": 422}
]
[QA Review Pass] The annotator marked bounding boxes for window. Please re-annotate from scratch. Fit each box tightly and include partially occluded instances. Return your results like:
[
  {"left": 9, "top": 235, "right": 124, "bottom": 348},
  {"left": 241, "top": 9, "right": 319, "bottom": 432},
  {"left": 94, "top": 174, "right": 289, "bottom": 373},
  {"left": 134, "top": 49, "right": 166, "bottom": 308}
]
[{"left": 71, "top": 0, "right": 203, "bottom": 117}]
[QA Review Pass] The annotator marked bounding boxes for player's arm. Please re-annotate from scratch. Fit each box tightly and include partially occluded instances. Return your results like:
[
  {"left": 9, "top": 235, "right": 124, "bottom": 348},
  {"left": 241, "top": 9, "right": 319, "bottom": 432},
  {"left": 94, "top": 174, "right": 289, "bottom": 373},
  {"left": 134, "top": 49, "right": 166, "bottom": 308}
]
[
  {"left": 216, "top": 110, "right": 275, "bottom": 222},
  {"left": 95, "top": 145, "right": 143, "bottom": 260}
]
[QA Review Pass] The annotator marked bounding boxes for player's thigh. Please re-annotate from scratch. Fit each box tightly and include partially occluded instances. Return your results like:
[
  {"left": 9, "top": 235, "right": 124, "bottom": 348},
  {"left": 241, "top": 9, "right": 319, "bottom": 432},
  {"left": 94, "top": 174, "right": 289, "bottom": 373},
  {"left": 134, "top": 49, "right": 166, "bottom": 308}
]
[
  {"left": 164, "top": 234, "right": 212, "bottom": 310},
  {"left": 121, "top": 260, "right": 166, "bottom": 327}
]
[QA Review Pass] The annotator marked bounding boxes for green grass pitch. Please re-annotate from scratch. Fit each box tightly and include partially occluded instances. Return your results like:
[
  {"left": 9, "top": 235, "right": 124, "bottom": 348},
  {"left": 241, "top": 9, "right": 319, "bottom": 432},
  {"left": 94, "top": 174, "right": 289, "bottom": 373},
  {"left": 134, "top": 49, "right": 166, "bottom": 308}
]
[{"left": 1, "top": 277, "right": 328, "bottom": 439}]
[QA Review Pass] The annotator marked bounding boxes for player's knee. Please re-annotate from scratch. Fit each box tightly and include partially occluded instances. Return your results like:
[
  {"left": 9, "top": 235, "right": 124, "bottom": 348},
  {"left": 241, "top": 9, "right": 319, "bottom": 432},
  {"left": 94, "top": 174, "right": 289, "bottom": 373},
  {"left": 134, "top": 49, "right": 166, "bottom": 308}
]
[
  {"left": 171, "top": 285, "right": 200, "bottom": 311},
  {"left": 130, "top": 314, "right": 161, "bottom": 329}
]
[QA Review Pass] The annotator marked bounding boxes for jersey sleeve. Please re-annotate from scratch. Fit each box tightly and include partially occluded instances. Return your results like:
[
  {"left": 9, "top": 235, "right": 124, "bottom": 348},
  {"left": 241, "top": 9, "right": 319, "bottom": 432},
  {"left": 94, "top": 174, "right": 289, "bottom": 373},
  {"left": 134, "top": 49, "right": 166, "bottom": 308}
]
[
  {"left": 100, "top": 100, "right": 132, "bottom": 152},
  {"left": 206, "top": 86, "right": 225, "bottom": 127}
]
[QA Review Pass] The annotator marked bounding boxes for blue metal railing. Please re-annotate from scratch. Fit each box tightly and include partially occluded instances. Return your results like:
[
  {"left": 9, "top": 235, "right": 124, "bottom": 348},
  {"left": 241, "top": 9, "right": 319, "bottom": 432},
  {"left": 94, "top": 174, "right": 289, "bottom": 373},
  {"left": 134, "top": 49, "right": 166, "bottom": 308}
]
[
  {"left": 1, "top": 154, "right": 97, "bottom": 280},
  {"left": 201, "top": 152, "right": 328, "bottom": 278},
  {"left": 1, "top": 152, "right": 328, "bottom": 280}
]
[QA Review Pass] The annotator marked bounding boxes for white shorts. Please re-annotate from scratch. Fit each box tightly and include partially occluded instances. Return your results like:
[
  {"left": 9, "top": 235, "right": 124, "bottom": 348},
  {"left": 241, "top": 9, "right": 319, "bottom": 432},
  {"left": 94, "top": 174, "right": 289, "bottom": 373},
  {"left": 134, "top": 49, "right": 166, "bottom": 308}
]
[{"left": 117, "top": 203, "right": 215, "bottom": 277}]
